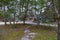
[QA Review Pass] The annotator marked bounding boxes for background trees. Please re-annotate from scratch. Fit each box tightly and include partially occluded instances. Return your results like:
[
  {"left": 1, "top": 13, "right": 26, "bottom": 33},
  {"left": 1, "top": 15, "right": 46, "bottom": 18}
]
[{"left": 0, "top": 0, "right": 58, "bottom": 24}]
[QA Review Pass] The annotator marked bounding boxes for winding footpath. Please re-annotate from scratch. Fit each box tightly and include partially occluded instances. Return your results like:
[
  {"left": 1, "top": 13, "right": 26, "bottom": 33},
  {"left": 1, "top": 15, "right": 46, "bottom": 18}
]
[{"left": 21, "top": 29, "right": 37, "bottom": 40}]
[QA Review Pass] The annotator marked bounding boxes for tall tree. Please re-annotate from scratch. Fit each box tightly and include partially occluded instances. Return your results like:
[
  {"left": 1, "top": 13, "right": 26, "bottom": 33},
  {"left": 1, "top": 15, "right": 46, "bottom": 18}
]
[{"left": 57, "top": 0, "right": 60, "bottom": 40}]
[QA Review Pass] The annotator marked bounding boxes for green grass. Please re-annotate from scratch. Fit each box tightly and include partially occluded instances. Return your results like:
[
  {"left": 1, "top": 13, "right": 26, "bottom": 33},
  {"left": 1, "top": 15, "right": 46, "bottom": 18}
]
[
  {"left": 33, "top": 30, "right": 57, "bottom": 40},
  {"left": 0, "top": 24, "right": 57, "bottom": 40},
  {"left": 0, "top": 29, "right": 24, "bottom": 40},
  {"left": 29, "top": 25, "right": 57, "bottom": 40},
  {"left": 0, "top": 25, "right": 24, "bottom": 40}
]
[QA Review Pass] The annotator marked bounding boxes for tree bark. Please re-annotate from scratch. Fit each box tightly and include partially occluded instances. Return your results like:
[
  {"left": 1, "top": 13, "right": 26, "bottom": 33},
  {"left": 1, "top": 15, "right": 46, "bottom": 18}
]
[
  {"left": 50, "top": 0, "right": 58, "bottom": 22},
  {"left": 4, "top": 5, "right": 7, "bottom": 25},
  {"left": 58, "top": 0, "right": 60, "bottom": 40},
  {"left": 51, "top": 0, "right": 60, "bottom": 40},
  {"left": 12, "top": 1, "right": 17, "bottom": 28}
]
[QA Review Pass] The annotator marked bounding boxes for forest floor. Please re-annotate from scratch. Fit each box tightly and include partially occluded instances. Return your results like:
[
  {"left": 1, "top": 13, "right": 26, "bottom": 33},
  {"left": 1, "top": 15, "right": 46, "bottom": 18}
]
[{"left": 0, "top": 24, "right": 57, "bottom": 40}]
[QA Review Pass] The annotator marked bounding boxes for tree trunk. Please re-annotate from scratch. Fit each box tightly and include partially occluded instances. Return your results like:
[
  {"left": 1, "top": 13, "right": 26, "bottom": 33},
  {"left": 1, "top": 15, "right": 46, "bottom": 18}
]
[
  {"left": 50, "top": 0, "right": 58, "bottom": 22},
  {"left": 4, "top": 6, "right": 7, "bottom": 25},
  {"left": 7, "top": 5, "right": 12, "bottom": 25},
  {"left": 22, "top": 5, "right": 25, "bottom": 24},
  {"left": 13, "top": 12, "right": 16, "bottom": 28},
  {"left": 9, "top": 18, "right": 11, "bottom": 25},
  {"left": 50, "top": 1, "right": 60, "bottom": 40},
  {"left": 12, "top": 1, "right": 17, "bottom": 28},
  {"left": 58, "top": 0, "right": 60, "bottom": 40}
]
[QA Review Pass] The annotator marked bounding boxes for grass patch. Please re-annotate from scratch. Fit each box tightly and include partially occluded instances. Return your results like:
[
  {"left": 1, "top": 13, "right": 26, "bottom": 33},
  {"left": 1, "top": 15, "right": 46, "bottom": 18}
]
[
  {"left": 0, "top": 24, "right": 57, "bottom": 40},
  {"left": 32, "top": 29, "right": 57, "bottom": 40},
  {"left": 0, "top": 29, "right": 24, "bottom": 40},
  {"left": 0, "top": 25, "right": 24, "bottom": 40},
  {"left": 28, "top": 25, "right": 57, "bottom": 40}
]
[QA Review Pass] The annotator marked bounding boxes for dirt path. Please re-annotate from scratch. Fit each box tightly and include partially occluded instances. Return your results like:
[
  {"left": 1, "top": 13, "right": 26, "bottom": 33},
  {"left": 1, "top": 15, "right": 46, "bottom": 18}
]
[{"left": 21, "top": 29, "right": 37, "bottom": 40}]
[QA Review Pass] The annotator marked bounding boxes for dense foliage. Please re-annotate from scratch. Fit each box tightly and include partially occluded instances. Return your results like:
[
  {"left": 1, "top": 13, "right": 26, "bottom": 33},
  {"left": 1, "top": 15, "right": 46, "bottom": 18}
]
[{"left": 0, "top": 0, "right": 58, "bottom": 23}]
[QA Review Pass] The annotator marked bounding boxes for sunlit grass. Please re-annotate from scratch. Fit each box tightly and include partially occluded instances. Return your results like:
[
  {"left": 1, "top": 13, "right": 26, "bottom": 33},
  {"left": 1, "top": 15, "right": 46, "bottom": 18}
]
[
  {"left": 29, "top": 25, "right": 57, "bottom": 40},
  {"left": 0, "top": 24, "right": 57, "bottom": 40},
  {"left": 0, "top": 29, "right": 24, "bottom": 40},
  {"left": 0, "top": 25, "right": 24, "bottom": 40},
  {"left": 33, "top": 30, "right": 57, "bottom": 40}
]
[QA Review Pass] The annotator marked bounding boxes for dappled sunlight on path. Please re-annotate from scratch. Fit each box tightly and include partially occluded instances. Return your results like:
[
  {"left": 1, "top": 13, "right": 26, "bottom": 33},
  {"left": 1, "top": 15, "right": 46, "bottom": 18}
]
[{"left": 21, "top": 29, "right": 37, "bottom": 40}]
